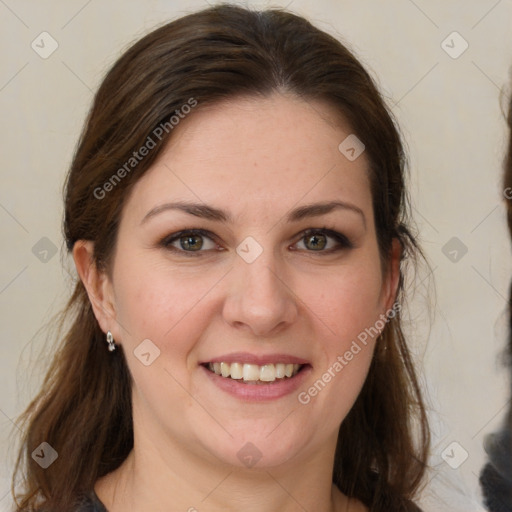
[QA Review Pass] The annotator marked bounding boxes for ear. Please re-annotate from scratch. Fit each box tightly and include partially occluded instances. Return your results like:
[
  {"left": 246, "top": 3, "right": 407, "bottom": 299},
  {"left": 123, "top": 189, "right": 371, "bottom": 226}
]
[
  {"left": 380, "top": 237, "right": 402, "bottom": 313},
  {"left": 72, "top": 240, "right": 121, "bottom": 343}
]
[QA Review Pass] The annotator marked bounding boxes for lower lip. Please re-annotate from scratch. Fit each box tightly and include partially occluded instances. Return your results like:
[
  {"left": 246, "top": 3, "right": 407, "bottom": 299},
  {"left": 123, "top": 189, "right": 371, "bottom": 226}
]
[{"left": 200, "top": 364, "right": 312, "bottom": 402}]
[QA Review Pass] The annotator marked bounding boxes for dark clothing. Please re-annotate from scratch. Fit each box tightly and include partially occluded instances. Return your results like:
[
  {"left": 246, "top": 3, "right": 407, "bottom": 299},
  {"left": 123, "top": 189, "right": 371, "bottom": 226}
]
[
  {"left": 73, "top": 490, "right": 107, "bottom": 512},
  {"left": 480, "top": 429, "right": 512, "bottom": 512}
]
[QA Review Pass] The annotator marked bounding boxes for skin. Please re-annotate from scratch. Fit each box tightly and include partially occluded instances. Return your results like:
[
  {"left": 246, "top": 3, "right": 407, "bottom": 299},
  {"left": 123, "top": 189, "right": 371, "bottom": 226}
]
[{"left": 74, "top": 93, "right": 400, "bottom": 512}]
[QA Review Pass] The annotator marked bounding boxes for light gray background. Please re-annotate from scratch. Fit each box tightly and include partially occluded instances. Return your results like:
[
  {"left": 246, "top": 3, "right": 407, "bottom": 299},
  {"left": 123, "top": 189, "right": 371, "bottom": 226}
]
[{"left": 1, "top": 1, "right": 511, "bottom": 510}]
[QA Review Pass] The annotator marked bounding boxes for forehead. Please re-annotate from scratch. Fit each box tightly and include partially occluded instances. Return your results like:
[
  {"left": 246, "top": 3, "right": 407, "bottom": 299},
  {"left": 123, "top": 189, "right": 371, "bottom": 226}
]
[{"left": 122, "top": 93, "right": 372, "bottom": 224}]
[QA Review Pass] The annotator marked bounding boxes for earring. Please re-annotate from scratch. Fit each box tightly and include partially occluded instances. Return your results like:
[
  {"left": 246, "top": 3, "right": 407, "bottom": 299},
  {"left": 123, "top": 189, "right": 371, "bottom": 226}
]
[{"left": 106, "top": 331, "right": 116, "bottom": 352}]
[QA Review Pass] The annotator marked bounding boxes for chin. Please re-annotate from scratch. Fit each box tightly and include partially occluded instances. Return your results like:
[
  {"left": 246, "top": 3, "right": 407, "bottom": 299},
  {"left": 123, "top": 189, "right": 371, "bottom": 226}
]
[{"left": 197, "top": 424, "right": 312, "bottom": 470}]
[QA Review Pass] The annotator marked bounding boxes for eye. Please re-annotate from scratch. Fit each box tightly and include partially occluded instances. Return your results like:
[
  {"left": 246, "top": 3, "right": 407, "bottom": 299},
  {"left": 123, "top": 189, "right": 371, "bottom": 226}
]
[
  {"left": 294, "top": 228, "right": 353, "bottom": 253},
  {"left": 160, "top": 227, "right": 353, "bottom": 257},
  {"left": 160, "top": 229, "right": 219, "bottom": 255}
]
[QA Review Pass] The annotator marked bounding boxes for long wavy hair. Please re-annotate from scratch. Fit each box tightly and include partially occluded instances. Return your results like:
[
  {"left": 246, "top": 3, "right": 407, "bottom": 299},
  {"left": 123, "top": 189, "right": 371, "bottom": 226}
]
[{"left": 11, "top": 4, "right": 430, "bottom": 511}]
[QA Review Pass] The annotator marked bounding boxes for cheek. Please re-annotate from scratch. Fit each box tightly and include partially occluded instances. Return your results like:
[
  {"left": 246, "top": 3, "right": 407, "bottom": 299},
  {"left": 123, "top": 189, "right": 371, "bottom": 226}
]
[
  {"left": 113, "top": 245, "right": 384, "bottom": 358},
  {"left": 111, "top": 261, "right": 216, "bottom": 424},
  {"left": 296, "top": 255, "right": 384, "bottom": 414},
  {"left": 307, "top": 258, "right": 384, "bottom": 348},
  {"left": 112, "top": 257, "right": 217, "bottom": 363}
]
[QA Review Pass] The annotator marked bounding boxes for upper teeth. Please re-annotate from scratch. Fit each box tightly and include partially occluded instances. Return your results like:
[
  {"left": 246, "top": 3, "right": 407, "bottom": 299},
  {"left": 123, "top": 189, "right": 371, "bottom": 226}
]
[{"left": 208, "top": 362, "right": 302, "bottom": 381}]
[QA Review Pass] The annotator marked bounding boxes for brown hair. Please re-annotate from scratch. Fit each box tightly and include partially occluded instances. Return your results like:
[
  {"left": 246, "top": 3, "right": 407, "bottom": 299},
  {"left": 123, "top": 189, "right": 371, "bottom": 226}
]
[{"left": 12, "top": 4, "right": 430, "bottom": 511}]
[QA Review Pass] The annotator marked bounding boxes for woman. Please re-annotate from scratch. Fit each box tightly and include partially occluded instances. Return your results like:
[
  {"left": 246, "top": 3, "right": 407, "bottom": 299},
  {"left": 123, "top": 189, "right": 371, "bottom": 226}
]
[
  {"left": 11, "top": 4, "right": 430, "bottom": 511},
  {"left": 479, "top": 92, "right": 512, "bottom": 511}
]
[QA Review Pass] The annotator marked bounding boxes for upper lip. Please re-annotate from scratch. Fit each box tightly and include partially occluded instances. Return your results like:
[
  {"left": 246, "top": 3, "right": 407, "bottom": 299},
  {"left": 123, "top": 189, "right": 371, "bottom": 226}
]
[{"left": 200, "top": 352, "right": 311, "bottom": 366}]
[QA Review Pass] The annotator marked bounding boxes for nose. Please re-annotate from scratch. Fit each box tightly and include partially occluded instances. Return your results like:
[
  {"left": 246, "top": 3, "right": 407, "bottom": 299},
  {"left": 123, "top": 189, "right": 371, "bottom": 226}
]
[{"left": 222, "top": 250, "right": 299, "bottom": 337}]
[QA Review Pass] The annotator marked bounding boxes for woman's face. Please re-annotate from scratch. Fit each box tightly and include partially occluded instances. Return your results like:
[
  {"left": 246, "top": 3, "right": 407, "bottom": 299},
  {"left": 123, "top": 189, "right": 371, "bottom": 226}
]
[{"left": 93, "top": 93, "right": 399, "bottom": 470}]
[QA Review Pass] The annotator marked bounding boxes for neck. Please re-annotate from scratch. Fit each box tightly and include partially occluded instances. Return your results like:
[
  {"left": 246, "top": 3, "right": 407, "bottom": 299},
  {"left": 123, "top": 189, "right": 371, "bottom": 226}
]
[{"left": 95, "top": 423, "right": 350, "bottom": 512}]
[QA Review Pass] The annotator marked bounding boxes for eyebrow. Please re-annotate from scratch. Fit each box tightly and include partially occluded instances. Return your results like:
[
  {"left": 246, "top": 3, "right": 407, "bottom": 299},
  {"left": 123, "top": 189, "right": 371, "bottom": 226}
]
[{"left": 140, "top": 200, "right": 366, "bottom": 228}]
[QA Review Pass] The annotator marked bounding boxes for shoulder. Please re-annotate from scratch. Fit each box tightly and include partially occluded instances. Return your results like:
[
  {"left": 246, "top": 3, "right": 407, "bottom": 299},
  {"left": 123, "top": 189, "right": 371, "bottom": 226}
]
[{"left": 34, "top": 492, "right": 107, "bottom": 512}]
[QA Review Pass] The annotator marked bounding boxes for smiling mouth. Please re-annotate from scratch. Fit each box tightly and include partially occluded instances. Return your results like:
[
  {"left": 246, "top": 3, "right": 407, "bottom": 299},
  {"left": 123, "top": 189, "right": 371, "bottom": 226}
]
[{"left": 203, "top": 362, "right": 306, "bottom": 384}]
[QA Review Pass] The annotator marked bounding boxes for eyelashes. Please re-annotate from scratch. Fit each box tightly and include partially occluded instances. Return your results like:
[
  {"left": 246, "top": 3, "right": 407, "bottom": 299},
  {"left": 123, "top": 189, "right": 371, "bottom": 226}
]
[
  {"left": 159, "top": 227, "right": 354, "bottom": 257},
  {"left": 160, "top": 229, "right": 219, "bottom": 256},
  {"left": 297, "top": 228, "right": 354, "bottom": 251}
]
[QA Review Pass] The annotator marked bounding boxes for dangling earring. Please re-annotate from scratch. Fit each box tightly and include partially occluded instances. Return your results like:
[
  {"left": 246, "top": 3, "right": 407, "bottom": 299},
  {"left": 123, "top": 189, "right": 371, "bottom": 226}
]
[{"left": 106, "top": 331, "right": 116, "bottom": 352}]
